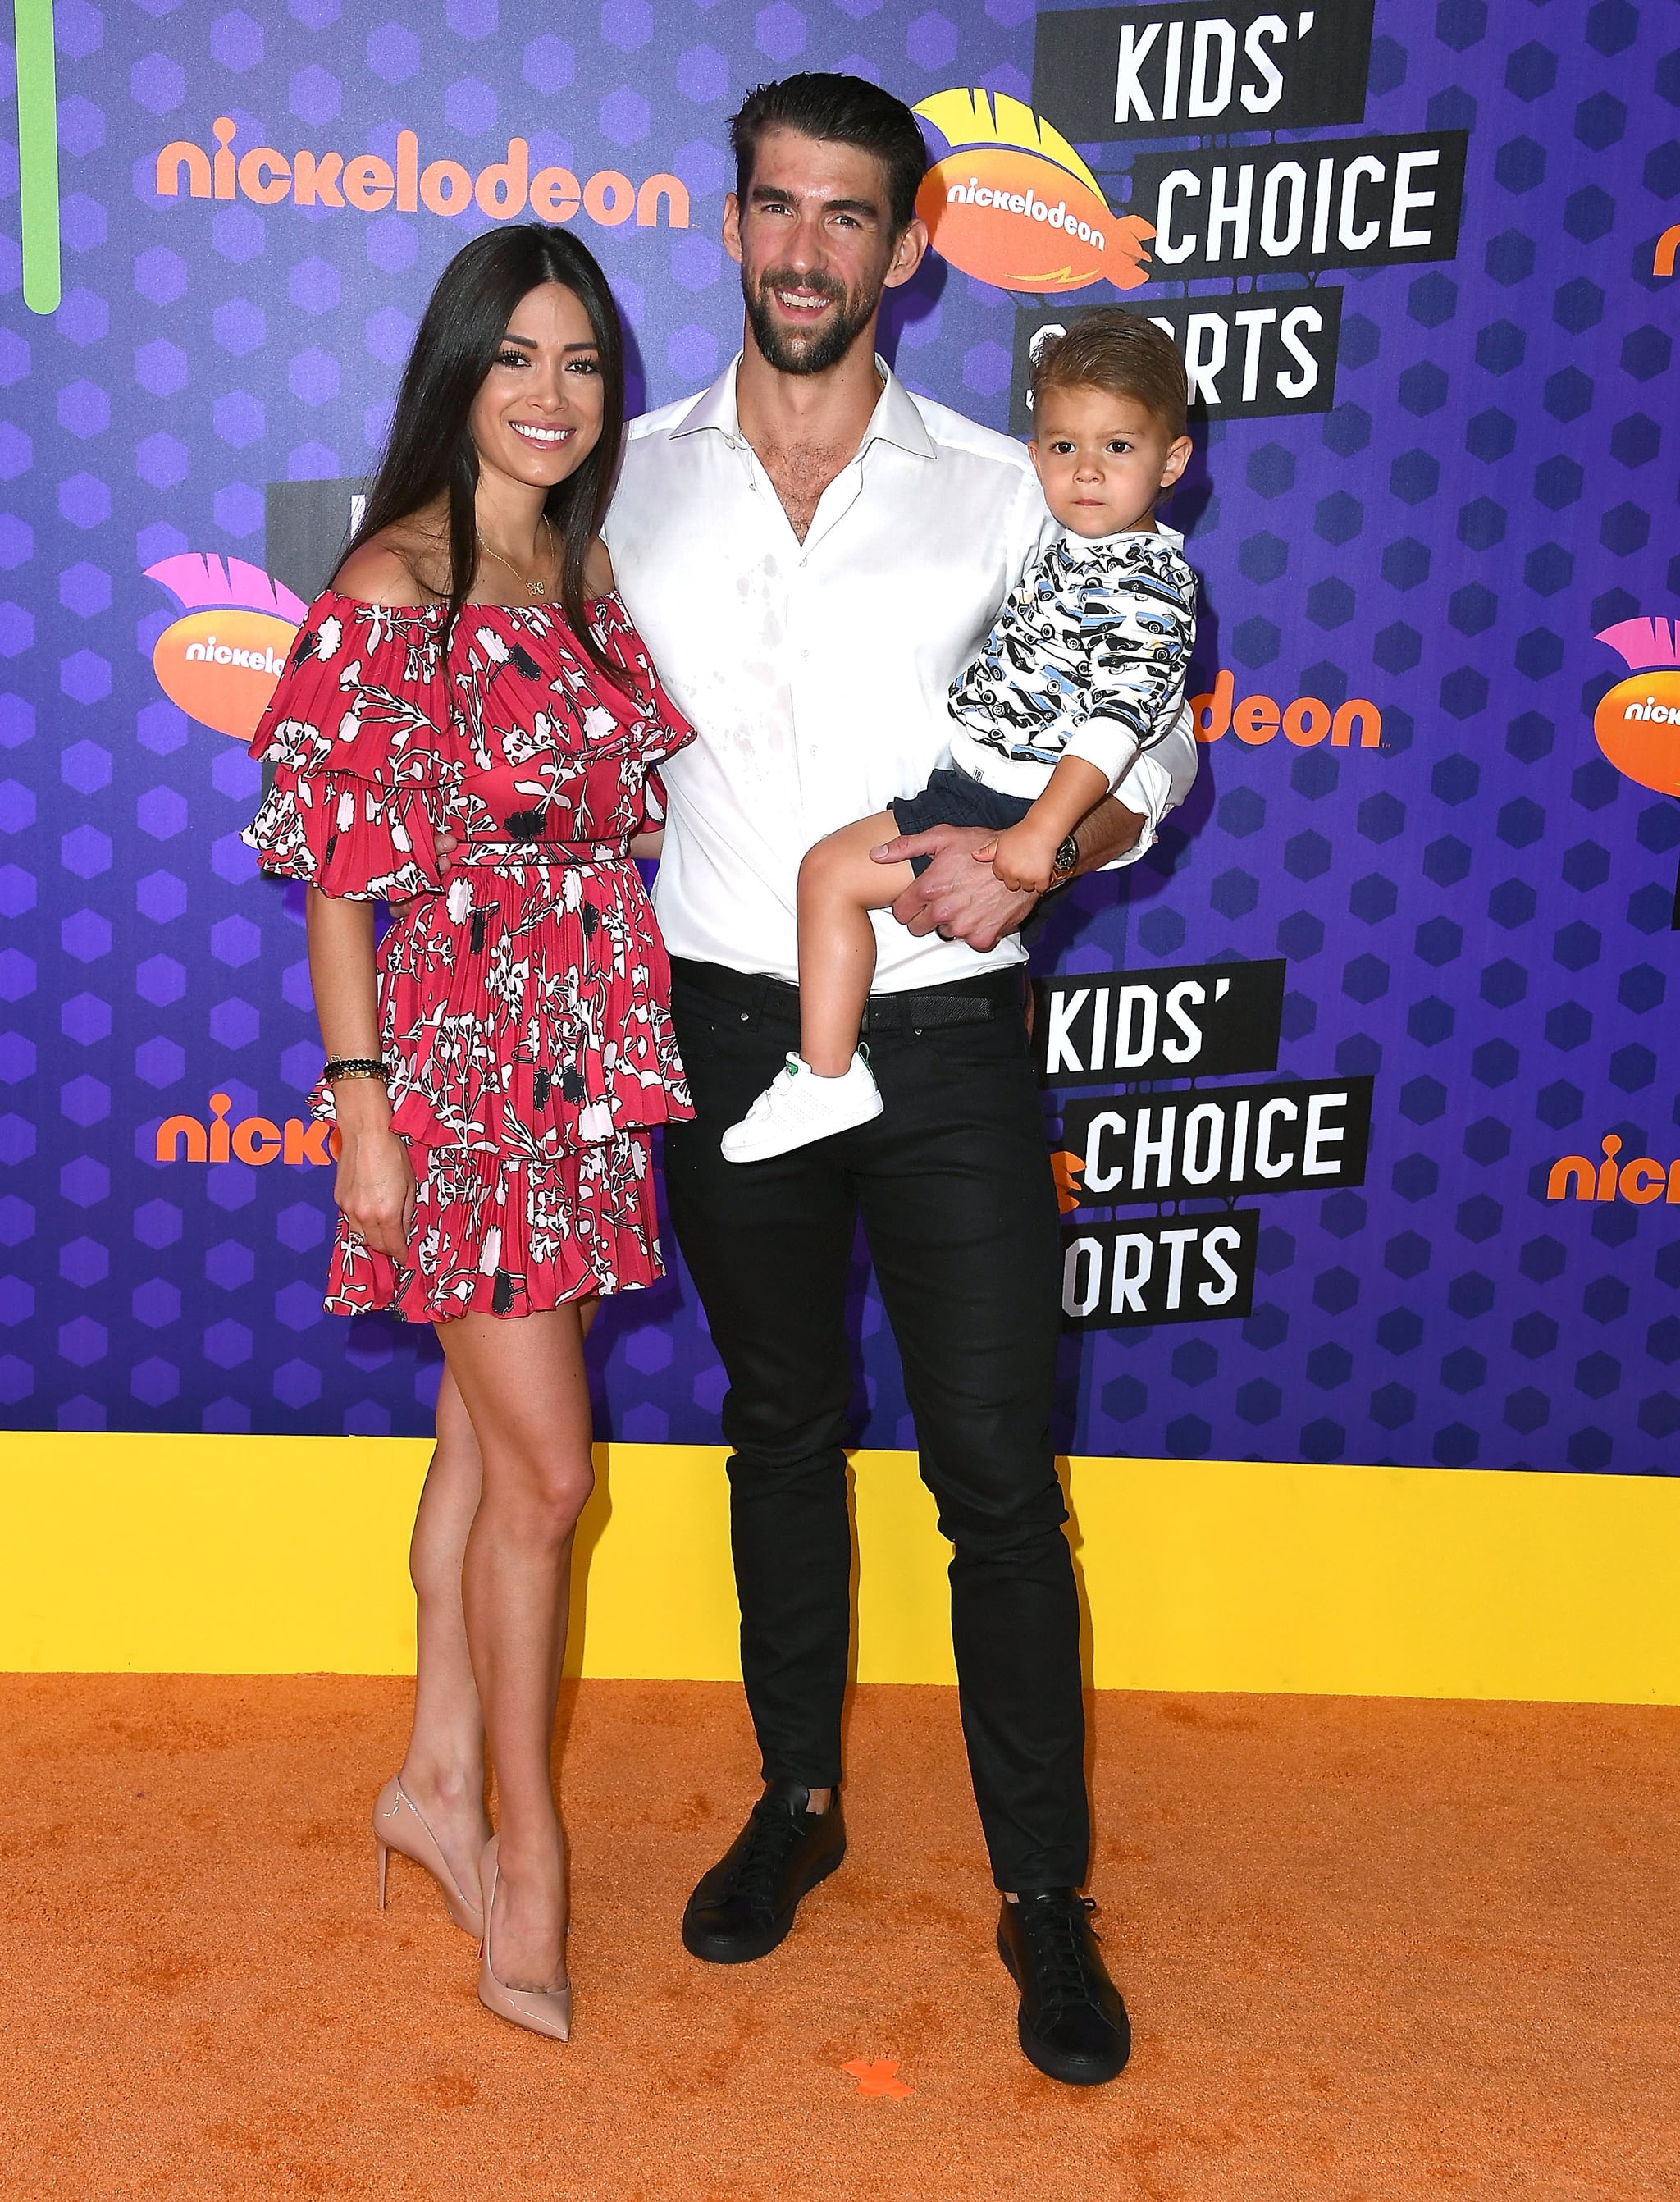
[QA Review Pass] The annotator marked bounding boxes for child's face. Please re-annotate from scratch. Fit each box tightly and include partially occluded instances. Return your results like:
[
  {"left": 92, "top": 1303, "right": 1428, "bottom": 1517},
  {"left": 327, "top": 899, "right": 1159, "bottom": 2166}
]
[{"left": 1029, "top": 383, "right": 1193, "bottom": 538}]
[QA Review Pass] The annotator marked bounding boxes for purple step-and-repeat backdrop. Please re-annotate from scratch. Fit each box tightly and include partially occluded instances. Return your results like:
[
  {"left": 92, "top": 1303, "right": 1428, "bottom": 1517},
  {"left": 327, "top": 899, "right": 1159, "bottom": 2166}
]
[{"left": 3, "top": 0, "right": 1678, "bottom": 1469}]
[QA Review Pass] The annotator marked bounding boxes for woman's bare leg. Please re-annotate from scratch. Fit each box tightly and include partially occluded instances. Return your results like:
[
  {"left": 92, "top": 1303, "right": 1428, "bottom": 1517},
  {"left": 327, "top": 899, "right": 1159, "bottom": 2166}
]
[
  {"left": 396, "top": 1366, "right": 491, "bottom": 1901},
  {"left": 396, "top": 1307, "right": 598, "bottom": 1912},
  {"left": 797, "top": 811, "right": 915, "bottom": 1076},
  {"left": 441, "top": 1303, "right": 596, "bottom": 1994}
]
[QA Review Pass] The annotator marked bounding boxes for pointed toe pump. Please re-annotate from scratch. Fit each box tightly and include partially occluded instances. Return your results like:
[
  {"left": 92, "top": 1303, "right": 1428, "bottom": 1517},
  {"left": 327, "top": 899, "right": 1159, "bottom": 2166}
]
[
  {"left": 477, "top": 1835, "right": 573, "bottom": 2043},
  {"left": 372, "top": 1775, "right": 486, "bottom": 1938}
]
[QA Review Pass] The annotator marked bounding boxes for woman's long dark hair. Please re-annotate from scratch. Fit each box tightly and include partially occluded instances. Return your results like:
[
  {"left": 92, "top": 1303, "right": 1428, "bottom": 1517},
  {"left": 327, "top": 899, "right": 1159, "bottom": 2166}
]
[{"left": 344, "top": 224, "right": 625, "bottom": 669}]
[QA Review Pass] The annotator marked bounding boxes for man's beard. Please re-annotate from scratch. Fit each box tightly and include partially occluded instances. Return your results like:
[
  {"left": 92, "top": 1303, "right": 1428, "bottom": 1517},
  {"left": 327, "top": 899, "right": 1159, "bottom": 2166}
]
[{"left": 743, "top": 264, "right": 879, "bottom": 376}]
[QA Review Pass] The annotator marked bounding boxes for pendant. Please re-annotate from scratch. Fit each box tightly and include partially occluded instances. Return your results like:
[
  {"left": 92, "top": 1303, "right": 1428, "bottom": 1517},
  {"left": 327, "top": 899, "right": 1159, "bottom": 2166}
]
[{"left": 527, "top": 580, "right": 546, "bottom": 600}]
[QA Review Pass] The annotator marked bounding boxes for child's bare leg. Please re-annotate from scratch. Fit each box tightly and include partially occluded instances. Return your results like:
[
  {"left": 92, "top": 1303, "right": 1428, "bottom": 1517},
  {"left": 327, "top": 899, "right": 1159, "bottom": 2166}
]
[{"left": 797, "top": 812, "right": 913, "bottom": 1075}]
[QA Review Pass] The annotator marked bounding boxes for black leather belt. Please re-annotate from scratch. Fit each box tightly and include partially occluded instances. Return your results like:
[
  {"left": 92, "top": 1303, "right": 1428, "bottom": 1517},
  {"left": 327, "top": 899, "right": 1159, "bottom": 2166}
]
[{"left": 670, "top": 957, "right": 1022, "bottom": 1033}]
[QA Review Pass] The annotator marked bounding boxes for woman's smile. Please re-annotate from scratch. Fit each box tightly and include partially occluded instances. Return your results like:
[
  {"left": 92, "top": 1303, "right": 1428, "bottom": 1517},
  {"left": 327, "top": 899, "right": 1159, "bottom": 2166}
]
[{"left": 507, "top": 420, "right": 575, "bottom": 446}]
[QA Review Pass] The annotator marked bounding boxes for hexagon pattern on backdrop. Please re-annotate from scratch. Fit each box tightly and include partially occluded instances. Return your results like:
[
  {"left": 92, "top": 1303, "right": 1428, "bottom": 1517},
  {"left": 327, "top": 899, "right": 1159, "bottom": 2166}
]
[{"left": 2, "top": 0, "right": 1678, "bottom": 1471}]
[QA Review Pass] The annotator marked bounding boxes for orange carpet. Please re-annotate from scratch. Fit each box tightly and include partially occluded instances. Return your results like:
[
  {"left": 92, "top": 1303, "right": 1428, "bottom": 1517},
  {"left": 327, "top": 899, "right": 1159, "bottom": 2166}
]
[{"left": 2, "top": 1678, "right": 1677, "bottom": 2201}]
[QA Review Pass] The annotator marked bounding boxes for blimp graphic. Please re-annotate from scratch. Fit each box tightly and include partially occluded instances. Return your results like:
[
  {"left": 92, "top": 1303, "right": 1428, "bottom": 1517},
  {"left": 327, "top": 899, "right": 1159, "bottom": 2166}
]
[
  {"left": 145, "top": 552, "right": 306, "bottom": 741},
  {"left": 913, "top": 88, "right": 1154, "bottom": 295}
]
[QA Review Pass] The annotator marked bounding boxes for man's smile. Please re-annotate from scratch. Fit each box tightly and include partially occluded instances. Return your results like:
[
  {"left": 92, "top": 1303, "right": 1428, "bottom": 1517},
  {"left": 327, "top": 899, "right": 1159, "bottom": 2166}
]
[{"left": 767, "top": 278, "right": 842, "bottom": 320}]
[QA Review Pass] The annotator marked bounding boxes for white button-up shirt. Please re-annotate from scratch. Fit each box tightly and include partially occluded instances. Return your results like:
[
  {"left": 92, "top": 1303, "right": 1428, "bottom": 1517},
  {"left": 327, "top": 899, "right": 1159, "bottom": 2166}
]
[{"left": 605, "top": 354, "right": 1198, "bottom": 990}]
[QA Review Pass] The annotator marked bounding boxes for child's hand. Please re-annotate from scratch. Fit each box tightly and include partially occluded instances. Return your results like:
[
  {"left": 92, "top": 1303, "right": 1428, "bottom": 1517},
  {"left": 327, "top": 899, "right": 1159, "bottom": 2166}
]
[{"left": 974, "top": 823, "right": 1060, "bottom": 894}]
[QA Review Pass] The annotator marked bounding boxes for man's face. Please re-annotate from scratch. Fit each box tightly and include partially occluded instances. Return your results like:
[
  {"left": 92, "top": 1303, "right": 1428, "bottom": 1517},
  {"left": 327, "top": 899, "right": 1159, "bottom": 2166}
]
[{"left": 724, "top": 126, "right": 926, "bottom": 377}]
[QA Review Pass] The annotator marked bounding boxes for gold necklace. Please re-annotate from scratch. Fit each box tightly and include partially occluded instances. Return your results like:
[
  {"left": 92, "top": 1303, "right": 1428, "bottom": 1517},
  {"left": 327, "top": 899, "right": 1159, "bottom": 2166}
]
[{"left": 477, "top": 514, "right": 555, "bottom": 601}]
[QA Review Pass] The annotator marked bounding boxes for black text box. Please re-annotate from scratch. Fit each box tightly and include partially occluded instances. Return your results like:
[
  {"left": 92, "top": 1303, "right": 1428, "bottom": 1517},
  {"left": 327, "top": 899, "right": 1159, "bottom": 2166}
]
[
  {"left": 1061, "top": 1212, "right": 1258, "bottom": 1328},
  {"left": 1130, "top": 132, "right": 1468, "bottom": 279},
  {"left": 1059, "top": 1076, "right": 1374, "bottom": 1203},
  {"left": 266, "top": 477, "right": 369, "bottom": 604},
  {"left": 1034, "top": 1, "right": 1376, "bottom": 143},
  {"left": 1034, "top": 960, "right": 1285, "bottom": 1085}
]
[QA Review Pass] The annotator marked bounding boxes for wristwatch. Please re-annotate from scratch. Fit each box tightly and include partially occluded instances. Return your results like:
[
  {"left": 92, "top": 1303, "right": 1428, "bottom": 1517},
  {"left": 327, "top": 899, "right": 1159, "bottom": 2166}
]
[{"left": 1049, "top": 832, "right": 1080, "bottom": 886}]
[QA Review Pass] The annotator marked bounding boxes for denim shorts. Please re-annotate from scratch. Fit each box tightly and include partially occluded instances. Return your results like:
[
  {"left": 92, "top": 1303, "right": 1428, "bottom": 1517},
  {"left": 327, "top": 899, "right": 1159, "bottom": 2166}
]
[{"left": 888, "top": 767, "right": 1035, "bottom": 875}]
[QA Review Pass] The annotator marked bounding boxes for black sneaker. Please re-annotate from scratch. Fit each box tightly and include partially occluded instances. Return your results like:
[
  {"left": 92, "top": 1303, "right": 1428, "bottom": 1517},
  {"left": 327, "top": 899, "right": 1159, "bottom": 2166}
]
[
  {"left": 997, "top": 1889, "right": 1131, "bottom": 2085},
  {"left": 681, "top": 1781, "right": 847, "bottom": 1964}
]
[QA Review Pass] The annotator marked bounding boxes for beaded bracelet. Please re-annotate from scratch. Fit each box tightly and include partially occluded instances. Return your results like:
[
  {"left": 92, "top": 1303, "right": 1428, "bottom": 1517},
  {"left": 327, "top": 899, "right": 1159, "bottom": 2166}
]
[{"left": 323, "top": 1057, "right": 387, "bottom": 1082}]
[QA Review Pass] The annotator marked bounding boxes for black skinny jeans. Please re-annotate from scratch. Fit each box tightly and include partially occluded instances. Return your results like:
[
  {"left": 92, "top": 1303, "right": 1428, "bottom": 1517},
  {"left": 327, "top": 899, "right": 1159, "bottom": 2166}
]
[{"left": 663, "top": 958, "right": 1090, "bottom": 1892}]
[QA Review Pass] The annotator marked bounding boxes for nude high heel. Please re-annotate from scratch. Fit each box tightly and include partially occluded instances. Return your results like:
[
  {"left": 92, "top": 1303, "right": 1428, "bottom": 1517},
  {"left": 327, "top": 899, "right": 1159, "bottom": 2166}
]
[
  {"left": 477, "top": 1835, "right": 572, "bottom": 2042},
  {"left": 372, "top": 1775, "right": 485, "bottom": 1937}
]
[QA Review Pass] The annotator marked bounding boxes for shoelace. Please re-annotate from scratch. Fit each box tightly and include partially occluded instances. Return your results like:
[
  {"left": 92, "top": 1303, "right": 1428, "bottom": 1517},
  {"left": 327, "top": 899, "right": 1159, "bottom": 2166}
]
[
  {"left": 728, "top": 1798, "right": 810, "bottom": 1910},
  {"left": 1018, "top": 1896, "right": 1105, "bottom": 2013}
]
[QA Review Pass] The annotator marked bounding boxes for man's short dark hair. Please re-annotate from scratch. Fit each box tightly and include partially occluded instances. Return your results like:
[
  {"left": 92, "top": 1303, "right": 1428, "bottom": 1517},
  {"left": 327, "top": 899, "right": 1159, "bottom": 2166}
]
[{"left": 730, "top": 73, "right": 929, "bottom": 234}]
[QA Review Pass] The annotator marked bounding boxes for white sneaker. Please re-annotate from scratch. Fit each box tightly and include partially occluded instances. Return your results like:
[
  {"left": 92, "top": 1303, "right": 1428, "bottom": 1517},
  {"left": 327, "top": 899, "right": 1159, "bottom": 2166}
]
[{"left": 720, "top": 1049, "right": 883, "bottom": 1163}]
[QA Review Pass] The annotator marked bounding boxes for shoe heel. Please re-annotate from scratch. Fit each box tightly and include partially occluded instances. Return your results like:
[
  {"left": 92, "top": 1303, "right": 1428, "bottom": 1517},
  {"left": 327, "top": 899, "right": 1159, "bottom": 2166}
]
[{"left": 370, "top": 1774, "right": 485, "bottom": 1938}]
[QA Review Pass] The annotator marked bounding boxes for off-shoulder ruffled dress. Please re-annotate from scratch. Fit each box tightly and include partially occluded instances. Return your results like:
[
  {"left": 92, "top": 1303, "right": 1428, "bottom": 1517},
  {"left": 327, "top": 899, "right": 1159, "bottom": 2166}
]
[{"left": 242, "top": 592, "right": 694, "bottom": 1322}]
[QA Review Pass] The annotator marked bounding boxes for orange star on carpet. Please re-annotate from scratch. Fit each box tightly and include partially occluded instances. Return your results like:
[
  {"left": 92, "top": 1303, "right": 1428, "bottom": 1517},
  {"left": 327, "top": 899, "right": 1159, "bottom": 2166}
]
[{"left": 841, "top": 2057, "right": 915, "bottom": 2099}]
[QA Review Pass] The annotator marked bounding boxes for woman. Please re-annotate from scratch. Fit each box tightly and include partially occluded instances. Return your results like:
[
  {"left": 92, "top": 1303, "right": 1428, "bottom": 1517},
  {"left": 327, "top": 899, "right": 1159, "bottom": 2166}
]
[{"left": 243, "top": 226, "right": 692, "bottom": 2040}]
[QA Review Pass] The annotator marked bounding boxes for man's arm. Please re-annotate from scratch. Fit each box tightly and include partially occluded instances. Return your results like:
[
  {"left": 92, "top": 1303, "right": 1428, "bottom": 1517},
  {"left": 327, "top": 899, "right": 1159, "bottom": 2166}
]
[{"left": 872, "top": 793, "right": 1146, "bottom": 952}]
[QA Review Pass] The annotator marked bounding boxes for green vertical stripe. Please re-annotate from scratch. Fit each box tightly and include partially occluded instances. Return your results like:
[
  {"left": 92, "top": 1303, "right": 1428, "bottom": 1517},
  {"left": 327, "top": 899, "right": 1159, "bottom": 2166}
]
[{"left": 14, "top": 0, "right": 60, "bottom": 315}]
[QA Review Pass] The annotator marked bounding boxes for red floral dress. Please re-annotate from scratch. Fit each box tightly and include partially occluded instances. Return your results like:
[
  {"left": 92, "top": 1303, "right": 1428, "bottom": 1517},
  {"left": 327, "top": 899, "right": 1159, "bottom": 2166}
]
[{"left": 243, "top": 591, "right": 694, "bottom": 1321}]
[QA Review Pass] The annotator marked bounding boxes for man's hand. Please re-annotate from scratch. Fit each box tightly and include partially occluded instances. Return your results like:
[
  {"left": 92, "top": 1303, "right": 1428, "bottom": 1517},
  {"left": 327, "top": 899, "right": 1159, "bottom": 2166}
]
[
  {"left": 872, "top": 795, "right": 1150, "bottom": 948},
  {"left": 974, "top": 820, "right": 1062, "bottom": 895},
  {"left": 872, "top": 823, "right": 1038, "bottom": 951}
]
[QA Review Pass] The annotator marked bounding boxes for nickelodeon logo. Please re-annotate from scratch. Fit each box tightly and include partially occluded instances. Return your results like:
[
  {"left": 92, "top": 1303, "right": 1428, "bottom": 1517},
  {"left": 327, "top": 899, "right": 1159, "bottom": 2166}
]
[
  {"left": 1547, "top": 1135, "right": 1680, "bottom": 1207},
  {"left": 156, "top": 1094, "right": 337, "bottom": 1168},
  {"left": 1594, "top": 617, "right": 1680, "bottom": 797},
  {"left": 155, "top": 119, "right": 687, "bottom": 231},
  {"left": 912, "top": 89, "right": 1153, "bottom": 294},
  {"left": 1191, "top": 670, "right": 1383, "bottom": 751},
  {"left": 145, "top": 554, "right": 303, "bottom": 742}
]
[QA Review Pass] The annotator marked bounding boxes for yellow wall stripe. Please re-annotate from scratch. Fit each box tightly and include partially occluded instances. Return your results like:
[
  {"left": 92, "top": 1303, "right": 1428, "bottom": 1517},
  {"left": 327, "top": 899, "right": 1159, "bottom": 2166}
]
[{"left": 2, "top": 1434, "right": 1677, "bottom": 1703}]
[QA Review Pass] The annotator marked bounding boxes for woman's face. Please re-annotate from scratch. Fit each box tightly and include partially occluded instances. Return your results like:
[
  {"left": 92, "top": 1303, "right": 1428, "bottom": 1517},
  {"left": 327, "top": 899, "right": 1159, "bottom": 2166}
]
[{"left": 467, "top": 281, "right": 605, "bottom": 494}]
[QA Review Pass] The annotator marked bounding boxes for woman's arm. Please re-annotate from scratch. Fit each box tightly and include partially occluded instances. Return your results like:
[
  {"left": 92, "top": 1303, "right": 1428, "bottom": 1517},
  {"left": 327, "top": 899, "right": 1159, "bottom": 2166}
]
[{"left": 305, "top": 889, "right": 415, "bottom": 1259}]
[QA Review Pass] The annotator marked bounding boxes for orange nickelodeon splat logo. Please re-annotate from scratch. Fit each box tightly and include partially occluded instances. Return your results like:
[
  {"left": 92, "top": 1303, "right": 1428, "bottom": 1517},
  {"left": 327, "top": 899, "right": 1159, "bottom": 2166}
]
[
  {"left": 156, "top": 1093, "right": 337, "bottom": 1167},
  {"left": 912, "top": 89, "right": 1153, "bottom": 294},
  {"left": 145, "top": 553, "right": 305, "bottom": 742},
  {"left": 1547, "top": 1135, "right": 1680, "bottom": 1207},
  {"left": 1592, "top": 616, "right": 1680, "bottom": 797},
  {"left": 1655, "top": 225, "right": 1679, "bottom": 278}
]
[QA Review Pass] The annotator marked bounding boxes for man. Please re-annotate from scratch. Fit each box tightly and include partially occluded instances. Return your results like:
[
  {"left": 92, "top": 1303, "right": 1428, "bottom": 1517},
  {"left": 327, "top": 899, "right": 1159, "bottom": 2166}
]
[{"left": 605, "top": 74, "right": 1197, "bottom": 2086}]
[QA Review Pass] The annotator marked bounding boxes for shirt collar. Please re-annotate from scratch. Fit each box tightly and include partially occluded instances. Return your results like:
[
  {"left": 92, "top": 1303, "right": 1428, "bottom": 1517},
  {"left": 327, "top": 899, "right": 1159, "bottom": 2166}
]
[
  {"left": 669, "top": 355, "right": 745, "bottom": 442},
  {"left": 864, "top": 362, "right": 937, "bottom": 459},
  {"left": 1057, "top": 519, "right": 1186, "bottom": 561},
  {"left": 670, "top": 352, "right": 936, "bottom": 462}
]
